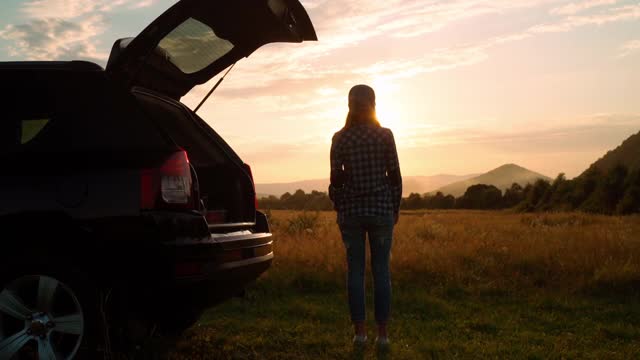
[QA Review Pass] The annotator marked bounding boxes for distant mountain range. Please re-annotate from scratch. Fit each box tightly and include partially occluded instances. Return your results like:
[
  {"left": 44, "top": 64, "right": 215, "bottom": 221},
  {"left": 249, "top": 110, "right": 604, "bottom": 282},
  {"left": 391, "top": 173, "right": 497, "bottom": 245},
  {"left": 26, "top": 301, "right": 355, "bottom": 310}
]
[
  {"left": 433, "top": 164, "right": 551, "bottom": 197},
  {"left": 256, "top": 179, "right": 329, "bottom": 198},
  {"left": 256, "top": 174, "right": 479, "bottom": 198},
  {"left": 583, "top": 130, "right": 640, "bottom": 175},
  {"left": 255, "top": 164, "right": 549, "bottom": 198}
]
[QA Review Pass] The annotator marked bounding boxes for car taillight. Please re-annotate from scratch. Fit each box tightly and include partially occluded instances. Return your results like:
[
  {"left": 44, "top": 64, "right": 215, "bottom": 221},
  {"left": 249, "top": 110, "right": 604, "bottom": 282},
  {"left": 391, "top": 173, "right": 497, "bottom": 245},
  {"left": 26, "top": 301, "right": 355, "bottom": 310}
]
[
  {"left": 243, "top": 163, "right": 258, "bottom": 209},
  {"left": 141, "top": 150, "right": 194, "bottom": 209}
]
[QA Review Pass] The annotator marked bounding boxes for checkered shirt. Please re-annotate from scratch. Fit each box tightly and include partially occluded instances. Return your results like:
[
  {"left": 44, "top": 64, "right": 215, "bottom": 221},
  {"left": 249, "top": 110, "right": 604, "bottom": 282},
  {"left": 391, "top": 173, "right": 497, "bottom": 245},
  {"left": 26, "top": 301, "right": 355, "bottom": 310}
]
[{"left": 329, "top": 124, "right": 402, "bottom": 223}]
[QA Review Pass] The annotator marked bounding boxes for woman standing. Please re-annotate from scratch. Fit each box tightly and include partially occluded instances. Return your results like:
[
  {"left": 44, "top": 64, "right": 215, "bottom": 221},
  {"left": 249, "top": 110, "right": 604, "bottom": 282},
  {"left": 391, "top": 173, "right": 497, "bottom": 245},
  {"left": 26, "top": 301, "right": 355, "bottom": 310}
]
[{"left": 329, "top": 84, "right": 402, "bottom": 347}]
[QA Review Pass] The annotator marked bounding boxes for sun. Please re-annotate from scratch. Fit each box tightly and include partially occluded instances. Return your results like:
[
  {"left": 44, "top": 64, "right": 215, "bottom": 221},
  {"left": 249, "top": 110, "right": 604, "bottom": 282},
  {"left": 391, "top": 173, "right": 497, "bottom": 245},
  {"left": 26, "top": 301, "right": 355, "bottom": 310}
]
[
  {"left": 376, "top": 99, "right": 401, "bottom": 129},
  {"left": 371, "top": 78, "right": 404, "bottom": 132}
]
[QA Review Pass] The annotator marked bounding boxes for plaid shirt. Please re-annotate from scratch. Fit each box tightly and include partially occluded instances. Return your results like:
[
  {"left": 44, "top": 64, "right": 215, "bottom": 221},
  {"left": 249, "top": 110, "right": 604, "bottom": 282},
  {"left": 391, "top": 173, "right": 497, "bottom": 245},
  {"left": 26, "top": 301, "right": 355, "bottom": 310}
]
[{"left": 329, "top": 124, "right": 402, "bottom": 223}]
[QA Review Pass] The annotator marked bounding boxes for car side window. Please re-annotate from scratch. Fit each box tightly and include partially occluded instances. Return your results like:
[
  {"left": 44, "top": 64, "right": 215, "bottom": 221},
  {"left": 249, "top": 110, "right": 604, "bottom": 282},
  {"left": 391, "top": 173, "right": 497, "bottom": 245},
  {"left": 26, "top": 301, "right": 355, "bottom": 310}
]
[
  {"left": 20, "top": 118, "right": 50, "bottom": 145},
  {"left": 0, "top": 117, "right": 51, "bottom": 153}
]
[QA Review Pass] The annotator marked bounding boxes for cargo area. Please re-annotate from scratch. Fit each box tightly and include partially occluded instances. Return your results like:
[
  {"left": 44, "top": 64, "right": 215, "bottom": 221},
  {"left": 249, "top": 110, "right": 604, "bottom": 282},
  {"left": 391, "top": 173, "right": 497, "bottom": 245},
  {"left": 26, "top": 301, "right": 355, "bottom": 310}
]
[{"left": 132, "top": 88, "right": 256, "bottom": 227}]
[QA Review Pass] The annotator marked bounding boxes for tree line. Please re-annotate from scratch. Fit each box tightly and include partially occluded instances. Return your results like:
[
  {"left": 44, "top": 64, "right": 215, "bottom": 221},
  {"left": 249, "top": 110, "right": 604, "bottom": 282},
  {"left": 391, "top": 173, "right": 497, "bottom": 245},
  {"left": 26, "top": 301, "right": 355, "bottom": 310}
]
[
  {"left": 260, "top": 190, "right": 334, "bottom": 211},
  {"left": 258, "top": 164, "right": 640, "bottom": 214},
  {"left": 516, "top": 165, "right": 639, "bottom": 215}
]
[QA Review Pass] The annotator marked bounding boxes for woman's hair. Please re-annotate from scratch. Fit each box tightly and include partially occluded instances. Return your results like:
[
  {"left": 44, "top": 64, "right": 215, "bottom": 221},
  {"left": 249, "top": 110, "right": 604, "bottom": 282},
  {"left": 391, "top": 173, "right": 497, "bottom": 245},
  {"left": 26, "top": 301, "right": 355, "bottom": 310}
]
[{"left": 344, "top": 84, "right": 380, "bottom": 128}]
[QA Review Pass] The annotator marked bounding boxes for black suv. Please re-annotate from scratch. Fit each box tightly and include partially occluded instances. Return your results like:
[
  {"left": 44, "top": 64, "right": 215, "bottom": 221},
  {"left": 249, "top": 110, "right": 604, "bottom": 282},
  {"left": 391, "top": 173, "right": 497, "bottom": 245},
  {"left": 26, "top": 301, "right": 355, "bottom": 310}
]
[{"left": 0, "top": 0, "right": 316, "bottom": 358}]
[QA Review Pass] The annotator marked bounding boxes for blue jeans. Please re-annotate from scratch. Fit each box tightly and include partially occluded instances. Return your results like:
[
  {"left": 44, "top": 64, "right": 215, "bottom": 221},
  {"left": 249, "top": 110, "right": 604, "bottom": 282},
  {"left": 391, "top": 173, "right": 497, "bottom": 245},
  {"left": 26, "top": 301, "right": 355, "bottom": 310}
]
[{"left": 339, "top": 214, "right": 394, "bottom": 324}]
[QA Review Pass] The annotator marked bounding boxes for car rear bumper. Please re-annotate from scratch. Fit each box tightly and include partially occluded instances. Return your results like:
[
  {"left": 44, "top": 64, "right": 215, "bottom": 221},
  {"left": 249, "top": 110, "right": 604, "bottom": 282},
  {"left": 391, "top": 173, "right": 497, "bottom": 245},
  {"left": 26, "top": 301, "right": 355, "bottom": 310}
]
[
  {"left": 168, "top": 231, "right": 274, "bottom": 281},
  {"left": 126, "top": 210, "right": 273, "bottom": 308},
  {"left": 164, "top": 230, "right": 273, "bottom": 307}
]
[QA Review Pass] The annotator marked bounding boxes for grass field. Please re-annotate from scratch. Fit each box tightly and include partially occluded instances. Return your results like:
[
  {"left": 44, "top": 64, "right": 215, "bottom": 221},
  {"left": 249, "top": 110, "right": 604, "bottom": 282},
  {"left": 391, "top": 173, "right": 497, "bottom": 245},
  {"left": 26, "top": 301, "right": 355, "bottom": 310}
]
[{"left": 169, "top": 210, "right": 640, "bottom": 359}]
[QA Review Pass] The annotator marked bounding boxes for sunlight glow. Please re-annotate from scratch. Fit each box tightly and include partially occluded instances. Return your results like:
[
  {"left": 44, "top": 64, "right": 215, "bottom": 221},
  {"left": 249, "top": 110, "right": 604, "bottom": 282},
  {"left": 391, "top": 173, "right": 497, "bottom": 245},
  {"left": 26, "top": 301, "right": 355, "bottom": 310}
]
[{"left": 372, "top": 78, "right": 406, "bottom": 135}]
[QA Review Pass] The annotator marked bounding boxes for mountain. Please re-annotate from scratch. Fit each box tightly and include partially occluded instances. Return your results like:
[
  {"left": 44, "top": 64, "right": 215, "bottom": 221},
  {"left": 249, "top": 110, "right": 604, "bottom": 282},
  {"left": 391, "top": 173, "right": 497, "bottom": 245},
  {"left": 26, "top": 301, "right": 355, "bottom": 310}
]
[
  {"left": 433, "top": 164, "right": 551, "bottom": 197},
  {"left": 582, "top": 130, "right": 640, "bottom": 175},
  {"left": 399, "top": 174, "right": 479, "bottom": 195},
  {"left": 255, "top": 174, "right": 479, "bottom": 198},
  {"left": 256, "top": 179, "right": 329, "bottom": 198}
]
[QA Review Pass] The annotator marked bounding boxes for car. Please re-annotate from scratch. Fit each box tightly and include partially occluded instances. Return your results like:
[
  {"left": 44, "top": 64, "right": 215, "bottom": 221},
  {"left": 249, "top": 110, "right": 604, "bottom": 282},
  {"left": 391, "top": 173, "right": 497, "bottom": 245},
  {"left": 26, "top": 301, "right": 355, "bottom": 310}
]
[{"left": 0, "top": 0, "right": 317, "bottom": 358}]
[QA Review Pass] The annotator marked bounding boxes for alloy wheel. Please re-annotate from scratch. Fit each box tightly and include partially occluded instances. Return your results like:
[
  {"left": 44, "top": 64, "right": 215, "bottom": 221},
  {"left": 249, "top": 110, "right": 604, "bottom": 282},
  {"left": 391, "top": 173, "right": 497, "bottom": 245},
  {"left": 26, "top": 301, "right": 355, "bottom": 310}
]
[{"left": 0, "top": 275, "right": 84, "bottom": 359}]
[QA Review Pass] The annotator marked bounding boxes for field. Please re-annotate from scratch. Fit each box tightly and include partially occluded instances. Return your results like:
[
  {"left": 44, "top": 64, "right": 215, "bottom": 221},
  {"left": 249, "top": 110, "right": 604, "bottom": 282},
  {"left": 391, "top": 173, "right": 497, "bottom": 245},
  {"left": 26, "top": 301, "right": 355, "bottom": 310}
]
[{"left": 169, "top": 210, "right": 640, "bottom": 359}]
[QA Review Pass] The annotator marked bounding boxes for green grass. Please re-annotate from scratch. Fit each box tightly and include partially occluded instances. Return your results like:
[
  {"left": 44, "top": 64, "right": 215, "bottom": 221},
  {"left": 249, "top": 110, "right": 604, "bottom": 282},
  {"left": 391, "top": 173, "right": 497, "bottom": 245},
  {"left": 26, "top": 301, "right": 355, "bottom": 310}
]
[{"left": 169, "top": 279, "right": 640, "bottom": 359}]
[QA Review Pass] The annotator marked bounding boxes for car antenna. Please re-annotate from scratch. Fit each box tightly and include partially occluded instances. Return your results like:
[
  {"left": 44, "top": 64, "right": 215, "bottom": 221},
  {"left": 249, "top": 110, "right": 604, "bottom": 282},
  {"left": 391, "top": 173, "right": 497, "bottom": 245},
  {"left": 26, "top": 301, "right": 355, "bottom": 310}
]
[{"left": 194, "top": 62, "right": 237, "bottom": 113}]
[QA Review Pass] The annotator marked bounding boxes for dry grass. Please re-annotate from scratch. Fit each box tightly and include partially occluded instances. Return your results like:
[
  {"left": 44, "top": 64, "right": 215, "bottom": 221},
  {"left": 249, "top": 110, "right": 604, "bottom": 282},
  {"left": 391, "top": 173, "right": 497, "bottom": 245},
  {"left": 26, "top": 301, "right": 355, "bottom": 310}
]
[
  {"left": 167, "top": 210, "right": 640, "bottom": 359},
  {"left": 266, "top": 210, "right": 640, "bottom": 294}
]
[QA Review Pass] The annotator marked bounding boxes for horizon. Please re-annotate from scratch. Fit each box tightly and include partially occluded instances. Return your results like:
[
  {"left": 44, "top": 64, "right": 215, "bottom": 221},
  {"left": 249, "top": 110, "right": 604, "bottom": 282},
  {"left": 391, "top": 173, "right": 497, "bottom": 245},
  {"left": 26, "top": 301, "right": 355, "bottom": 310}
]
[
  {"left": 255, "top": 162, "right": 555, "bottom": 197},
  {"left": 1, "top": 0, "right": 639, "bottom": 183},
  {"left": 255, "top": 163, "right": 557, "bottom": 185}
]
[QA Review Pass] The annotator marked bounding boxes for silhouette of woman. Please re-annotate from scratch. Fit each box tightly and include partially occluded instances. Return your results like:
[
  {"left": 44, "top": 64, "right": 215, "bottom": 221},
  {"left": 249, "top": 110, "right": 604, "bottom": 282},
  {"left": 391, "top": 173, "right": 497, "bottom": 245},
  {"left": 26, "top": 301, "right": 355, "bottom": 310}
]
[{"left": 329, "top": 84, "right": 402, "bottom": 347}]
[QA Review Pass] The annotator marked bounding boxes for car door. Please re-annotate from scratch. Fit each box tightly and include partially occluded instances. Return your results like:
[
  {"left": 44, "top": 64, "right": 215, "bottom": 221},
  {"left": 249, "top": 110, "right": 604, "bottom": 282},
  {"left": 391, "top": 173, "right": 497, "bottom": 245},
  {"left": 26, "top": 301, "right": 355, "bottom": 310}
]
[{"left": 106, "top": 0, "right": 317, "bottom": 99}]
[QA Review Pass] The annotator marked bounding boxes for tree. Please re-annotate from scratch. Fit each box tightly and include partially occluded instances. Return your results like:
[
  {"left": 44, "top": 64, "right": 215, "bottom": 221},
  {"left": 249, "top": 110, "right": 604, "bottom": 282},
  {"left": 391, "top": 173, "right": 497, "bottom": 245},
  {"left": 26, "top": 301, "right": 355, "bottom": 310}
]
[
  {"left": 517, "top": 179, "right": 550, "bottom": 212},
  {"left": 443, "top": 195, "right": 456, "bottom": 209},
  {"left": 581, "top": 165, "right": 628, "bottom": 214},
  {"left": 259, "top": 195, "right": 283, "bottom": 210},
  {"left": 260, "top": 190, "right": 333, "bottom": 210},
  {"left": 457, "top": 184, "right": 503, "bottom": 209},
  {"left": 402, "top": 193, "right": 425, "bottom": 210},
  {"left": 616, "top": 168, "right": 640, "bottom": 214},
  {"left": 503, "top": 183, "right": 524, "bottom": 208},
  {"left": 538, "top": 173, "right": 574, "bottom": 211},
  {"left": 428, "top": 192, "right": 455, "bottom": 209},
  {"left": 603, "top": 165, "right": 629, "bottom": 211},
  {"left": 570, "top": 167, "right": 601, "bottom": 208}
]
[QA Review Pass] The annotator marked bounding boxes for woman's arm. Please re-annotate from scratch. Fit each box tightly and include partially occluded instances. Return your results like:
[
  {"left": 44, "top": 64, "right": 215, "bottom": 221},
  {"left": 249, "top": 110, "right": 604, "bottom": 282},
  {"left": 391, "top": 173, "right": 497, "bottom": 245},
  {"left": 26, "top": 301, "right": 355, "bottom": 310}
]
[
  {"left": 330, "top": 134, "right": 345, "bottom": 188},
  {"left": 329, "top": 133, "right": 345, "bottom": 208},
  {"left": 385, "top": 129, "right": 402, "bottom": 221}
]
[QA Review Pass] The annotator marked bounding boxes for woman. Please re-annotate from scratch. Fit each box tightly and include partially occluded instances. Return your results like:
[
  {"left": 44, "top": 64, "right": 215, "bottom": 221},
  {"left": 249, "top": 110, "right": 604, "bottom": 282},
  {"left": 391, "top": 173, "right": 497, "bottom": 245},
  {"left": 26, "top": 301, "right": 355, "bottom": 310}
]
[{"left": 329, "top": 84, "right": 402, "bottom": 347}]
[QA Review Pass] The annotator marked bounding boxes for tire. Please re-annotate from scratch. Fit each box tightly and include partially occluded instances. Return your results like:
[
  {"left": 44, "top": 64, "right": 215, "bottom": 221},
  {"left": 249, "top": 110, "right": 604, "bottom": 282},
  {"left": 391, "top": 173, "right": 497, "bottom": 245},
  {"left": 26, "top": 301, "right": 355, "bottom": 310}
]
[{"left": 0, "top": 265, "right": 100, "bottom": 359}]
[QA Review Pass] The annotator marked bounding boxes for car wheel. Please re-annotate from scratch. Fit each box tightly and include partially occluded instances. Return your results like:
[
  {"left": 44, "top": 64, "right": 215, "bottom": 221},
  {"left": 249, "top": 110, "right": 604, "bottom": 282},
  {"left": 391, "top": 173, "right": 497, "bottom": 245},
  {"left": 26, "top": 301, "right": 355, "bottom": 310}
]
[{"left": 0, "top": 273, "right": 90, "bottom": 359}]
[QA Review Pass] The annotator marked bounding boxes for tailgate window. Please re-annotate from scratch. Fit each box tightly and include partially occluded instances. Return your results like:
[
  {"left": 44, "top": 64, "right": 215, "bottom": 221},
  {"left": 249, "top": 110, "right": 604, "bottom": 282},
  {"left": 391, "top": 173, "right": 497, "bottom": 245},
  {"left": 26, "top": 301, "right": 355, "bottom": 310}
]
[{"left": 157, "top": 18, "right": 234, "bottom": 74}]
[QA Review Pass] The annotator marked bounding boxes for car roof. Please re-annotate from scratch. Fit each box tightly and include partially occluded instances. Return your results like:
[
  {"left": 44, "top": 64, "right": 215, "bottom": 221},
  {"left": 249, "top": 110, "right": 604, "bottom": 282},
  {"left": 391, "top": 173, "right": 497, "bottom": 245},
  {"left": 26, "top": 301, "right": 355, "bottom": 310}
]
[{"left": 0, "top": 61, "right": 103, "bottom": 72}]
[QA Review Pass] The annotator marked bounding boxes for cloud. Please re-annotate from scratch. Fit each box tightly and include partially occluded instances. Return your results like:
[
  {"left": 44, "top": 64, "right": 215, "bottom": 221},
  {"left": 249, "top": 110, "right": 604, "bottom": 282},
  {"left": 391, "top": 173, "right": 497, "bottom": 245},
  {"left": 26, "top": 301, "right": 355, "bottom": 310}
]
[
  {"left": 531, "top": 3, "right": 640, "bottom": 33},
  {"left": 618, "top": 39, "right": 640, "bottom": 58},
  {"left": 398, "top": 113, "right": 640, "bottom": 149},
  {"left": 0, "top": 16, "right": 108, "bottom": 60},
  {"left": 377, "top": 0, "right": 562, "bottom": 38},
  {"left": 550, "top": 0, "right": 617, "bottom": 15},
  {"left": 129, "top": 0, "right": 157, "bottom": 10},
  {"left": 355, "top": 44, "right": 490, "bottom": 80},
  {"left": 183, "top": 41, "right": 489, "bottom": 109},
  {"left": 1, "top": 0, "right": 158, "bottom": 61},
  {"left": 20, "top": 0, "right": 156, "bottom": 19},
  {"left": 303, "top": 0, "right": 561, "bottom": 44}
]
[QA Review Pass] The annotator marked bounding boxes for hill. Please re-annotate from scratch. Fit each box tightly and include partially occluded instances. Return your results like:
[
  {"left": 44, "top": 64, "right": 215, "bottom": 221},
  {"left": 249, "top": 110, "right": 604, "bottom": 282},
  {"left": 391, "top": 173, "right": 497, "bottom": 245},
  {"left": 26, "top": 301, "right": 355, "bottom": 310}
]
[
  {"left": 582, "top": 130, "right": 640, "bottom": 175},
  {"left": 256, "top": 174, "right": 479, "bottom": 198},
  {"left": 400, "top": 174, "right": 479, "bottom": 196},
  {"left": 256, "top": 179, "right": 329, "bottom": 199},
  {"left": 434, "top": 164, "right": 551, "bottom": 197}
]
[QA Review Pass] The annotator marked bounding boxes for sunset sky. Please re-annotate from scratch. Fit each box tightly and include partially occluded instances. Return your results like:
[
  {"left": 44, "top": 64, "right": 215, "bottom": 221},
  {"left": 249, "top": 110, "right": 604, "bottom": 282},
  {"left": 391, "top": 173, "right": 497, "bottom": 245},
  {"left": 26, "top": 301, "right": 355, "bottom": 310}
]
[{"left": 1, "top": 0, "right": 639, "bottom": 183}]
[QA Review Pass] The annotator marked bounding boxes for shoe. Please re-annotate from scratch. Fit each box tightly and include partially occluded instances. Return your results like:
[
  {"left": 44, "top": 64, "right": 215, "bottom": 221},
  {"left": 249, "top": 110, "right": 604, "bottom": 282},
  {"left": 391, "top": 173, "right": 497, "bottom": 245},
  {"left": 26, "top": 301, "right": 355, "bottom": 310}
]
[
  {"left": 376, "top": 336, "right": 390, "bottom": 347},
  {"left": 352, "top": 335, "right": 368, "bottom": 345}
]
